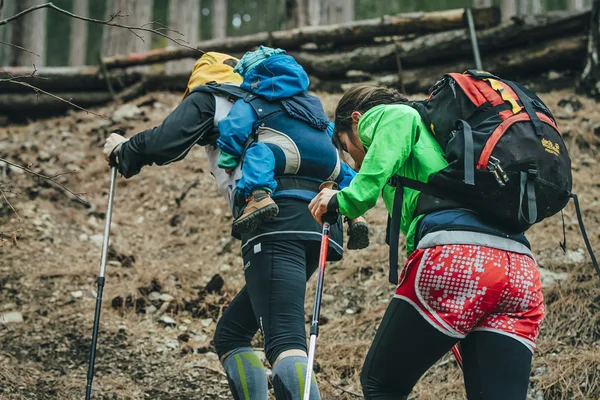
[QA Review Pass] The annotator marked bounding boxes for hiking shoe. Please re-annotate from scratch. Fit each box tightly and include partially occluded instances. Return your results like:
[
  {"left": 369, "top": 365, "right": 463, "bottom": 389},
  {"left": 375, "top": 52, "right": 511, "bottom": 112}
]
[
  {"left": 232, "top": 190, "right": 279, "bottom": 234},
  {"left": 346, "top": 216, "right": 370, "bottom": 250}
]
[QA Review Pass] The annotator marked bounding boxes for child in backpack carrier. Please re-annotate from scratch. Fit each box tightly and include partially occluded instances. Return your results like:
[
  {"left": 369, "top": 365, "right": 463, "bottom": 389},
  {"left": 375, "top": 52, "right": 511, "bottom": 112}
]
[{"left": 216, "top": 46, "right": 369, "bottom": 249}]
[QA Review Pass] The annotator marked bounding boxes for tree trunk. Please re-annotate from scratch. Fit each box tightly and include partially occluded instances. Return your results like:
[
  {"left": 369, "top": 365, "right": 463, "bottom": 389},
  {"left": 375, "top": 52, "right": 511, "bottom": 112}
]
[
  {"left": 285, "top": 0, "right": 307, "bottom": 29},
  {"left": 166, "top": 0, "right": 200, "bottom": 74},
  {"left": 131, "top": 0, "right": 154, "bottom": 54},
  {"left": 212, "top": 0, "right": 227, "bottom": 39},
  {"left": 501, "top": 0, "right": 517, "bottom": 20},
  {"left": 307, "top": 0, "right": 327, "bottom": 26},
  {"left": 102, "top": 0, "right": 134, "bottom": 57},
  {"left": 518, "top": 0, "right": 528, "bottom": 16},
  {"left": 11, "top": 0, "right": 47, "bottom": 67},
  {"left": 579, "top": 0, "right": 600, "bottom": 97},
  {"left": 327, "top": 0, "right": 354, "bottom": 24},
  {"left": 103, "top": 0, "right": 138, "bottom": 56},
  {"left": 519, "top": 0, "right": 543, "bottom": 15},
  {"left": 0, "top": 0, "right": 16, "bottom": 66},
  {"left": 569, "top": 0, "right": 587, "bottom": 10},
  {"left": 69, "top": 0, "right": 88, "bottom": 66}
]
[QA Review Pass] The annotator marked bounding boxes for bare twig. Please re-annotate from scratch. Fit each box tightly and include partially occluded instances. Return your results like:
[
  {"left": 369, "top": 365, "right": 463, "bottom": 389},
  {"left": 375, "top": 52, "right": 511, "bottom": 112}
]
[
  {"left": 0, "top": 2, "right": 202, "bottom": 53},
  {"left": 1, "top": 78, "right": 108, "bottom": 120},
  {"left": 192, "top": 365, "right": 227, "bottom": 377},
  {"left": 0, "top": 157, "right": 89, "bottom": 206},
  {"left": 0, "top": 186, "right": 21, "bottom": 247},
  {"left": 0, "top": 188, "right": 20, "bottom": 222},
  {"left": 141, "top": 20, "right": 184, "bottom": 36},
  {"left": 330, "top": 383, "right": 362, "bottom": 398},
  {"left": 0, "top": 39, "right": 39, "bottom": 57},
  {"left": 175, "top": 180, "right": 200, "bottom": 207}
]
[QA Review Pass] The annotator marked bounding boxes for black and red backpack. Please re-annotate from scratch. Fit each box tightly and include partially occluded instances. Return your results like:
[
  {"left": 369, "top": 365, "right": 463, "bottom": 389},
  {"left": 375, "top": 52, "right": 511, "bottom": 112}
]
[{"left": 387, "top": 69, "right": 598, "bottom": 282}]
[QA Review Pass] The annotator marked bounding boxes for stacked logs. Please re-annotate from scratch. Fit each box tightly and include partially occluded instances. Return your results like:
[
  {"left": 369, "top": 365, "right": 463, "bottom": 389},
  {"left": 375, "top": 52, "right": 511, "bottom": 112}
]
[{"left": 0, "top": 7, "right": 590, "bottom": 117}]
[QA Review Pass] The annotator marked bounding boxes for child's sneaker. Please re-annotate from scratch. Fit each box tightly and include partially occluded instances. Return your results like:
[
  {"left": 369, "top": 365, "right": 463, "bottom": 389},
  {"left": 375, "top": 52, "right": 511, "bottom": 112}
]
[
  {"left": 346, "top": 216, "right": 369, "bottom": 250},
  {"left": 232, "top": 190, "right": 279, "bottom": 234}
]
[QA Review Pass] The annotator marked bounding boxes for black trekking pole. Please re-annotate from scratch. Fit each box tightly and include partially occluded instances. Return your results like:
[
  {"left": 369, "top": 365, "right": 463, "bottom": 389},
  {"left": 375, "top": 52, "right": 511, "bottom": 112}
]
[
  {"left": 465, "top": 7, "right": 483, "bottom": 70},
  {"left": 304, "top": 182, "right": 338, "bottom": 400},
  {"left": 85, "top": 129, "right": 124, "bottom": 399}
]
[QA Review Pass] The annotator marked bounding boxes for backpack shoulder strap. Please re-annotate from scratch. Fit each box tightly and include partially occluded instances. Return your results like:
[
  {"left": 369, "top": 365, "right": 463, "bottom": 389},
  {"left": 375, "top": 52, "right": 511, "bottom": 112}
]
[
  {"left": 191, "top": 83, "right": 284, "bottom": 124},
  {"left": 408, "top": 101, "right": 432, "bottom": 133},
  {"left": 571, "top": 194, "right": 600, "bottom": 278},
  {"left": 190, "top": 82, "right": 254, "bottom": 103}
]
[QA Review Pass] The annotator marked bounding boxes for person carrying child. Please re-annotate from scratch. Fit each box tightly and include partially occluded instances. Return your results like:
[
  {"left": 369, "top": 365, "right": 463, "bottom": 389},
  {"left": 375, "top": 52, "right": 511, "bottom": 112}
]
[{"left": 214, "top": 46, "right": 369, "bottom": 249}]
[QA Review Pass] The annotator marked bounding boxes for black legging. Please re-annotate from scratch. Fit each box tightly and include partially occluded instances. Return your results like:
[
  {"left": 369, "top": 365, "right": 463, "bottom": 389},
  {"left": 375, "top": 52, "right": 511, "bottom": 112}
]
[
  {"left": 214, "top": 239, "right": 320, "bottom": 364},
  {"left": 361, "top": 298, "right": 533, "bottom": 400}
]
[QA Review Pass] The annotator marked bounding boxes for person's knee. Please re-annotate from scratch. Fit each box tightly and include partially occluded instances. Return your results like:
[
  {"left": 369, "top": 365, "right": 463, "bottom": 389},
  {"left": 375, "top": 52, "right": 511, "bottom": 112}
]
[
  {"left": 213, "top": 319, "right": 227, "bottom": 358},
  {"left": 360, "top": 358, "right": 408, "bottom": 400},
  {"left": 272, "top": 352, "right": 320, "bottom": 400},
  {"left": 360, "top": 360, "right": 375, "bottom": 399},
  {"left": 214, "top": 318, "right": 244, "bottom": 360},
  {"left": 265, "top": 334, "right": 308, "bottom": 366},
  {"left": 273, "top": 349, "right": 307, "bottom": 367}
]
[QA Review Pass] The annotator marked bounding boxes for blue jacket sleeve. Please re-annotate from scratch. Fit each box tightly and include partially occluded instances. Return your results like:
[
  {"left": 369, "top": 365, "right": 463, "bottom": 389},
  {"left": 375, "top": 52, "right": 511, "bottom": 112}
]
[
  {"left": 216, "top": 99, "right": 258, "bottom": 157},
  {"left": 336, "top": 161, "right": 357, "bottom": 189},
  {"left": 327, "top": 121, "right": 356, "bottom": 189}
]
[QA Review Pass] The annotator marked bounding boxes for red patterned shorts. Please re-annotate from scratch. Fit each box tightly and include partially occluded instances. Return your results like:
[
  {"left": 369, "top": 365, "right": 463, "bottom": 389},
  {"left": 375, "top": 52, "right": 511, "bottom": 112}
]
[{"left": 395, "top": 244, "right": 545, "bottom": 352}]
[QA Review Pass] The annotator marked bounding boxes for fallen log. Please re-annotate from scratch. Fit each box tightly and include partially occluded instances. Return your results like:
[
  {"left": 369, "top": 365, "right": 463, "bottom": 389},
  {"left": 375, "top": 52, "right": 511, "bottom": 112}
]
[
  {"left": 0, "top": 72, "right": 190, "bottom": 116},
  {"left": 312, "top": 35, "right": 587, "bottom": 93},
  {"left": 0, "top": 91, "right": 115, "bottom": 113},
  {"left": 293, "top": 11, "right": 590, "bottom": 78},
  {"left": 0, "top": 66, "right": 142, "bottom": 93},
  {"left": 102, "top": 7, "right": 500, "bottom": 70}
]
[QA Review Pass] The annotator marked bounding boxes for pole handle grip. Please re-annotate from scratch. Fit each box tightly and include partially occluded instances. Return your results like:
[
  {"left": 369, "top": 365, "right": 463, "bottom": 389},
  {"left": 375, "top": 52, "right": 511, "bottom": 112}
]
[{"left": 108, "top": 129, "right": 126, "bottom": 167}]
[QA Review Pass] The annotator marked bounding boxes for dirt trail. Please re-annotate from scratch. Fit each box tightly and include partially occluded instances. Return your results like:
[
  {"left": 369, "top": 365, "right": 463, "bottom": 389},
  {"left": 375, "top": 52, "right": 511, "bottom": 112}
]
[{"left": 1, "top": 89, "right": 599, "bottom": 399}]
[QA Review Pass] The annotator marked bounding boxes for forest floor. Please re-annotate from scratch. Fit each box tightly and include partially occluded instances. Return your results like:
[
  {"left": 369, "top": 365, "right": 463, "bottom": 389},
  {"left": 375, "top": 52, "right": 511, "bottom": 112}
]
[{"left": 1, "top": 87, "right": 600, "bottom": 400}]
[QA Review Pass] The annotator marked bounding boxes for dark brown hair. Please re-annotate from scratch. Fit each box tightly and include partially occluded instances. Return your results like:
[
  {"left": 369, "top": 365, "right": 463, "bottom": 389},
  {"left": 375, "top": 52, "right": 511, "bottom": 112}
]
[{"left": 333, "top": 85, "right": 408, "bottom": 150}]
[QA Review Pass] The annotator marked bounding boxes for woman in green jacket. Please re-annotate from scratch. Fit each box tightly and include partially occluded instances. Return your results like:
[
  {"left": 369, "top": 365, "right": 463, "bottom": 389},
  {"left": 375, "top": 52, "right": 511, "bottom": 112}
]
[{"left": 309, "top": 85, "right": 544, "bottom": 400}]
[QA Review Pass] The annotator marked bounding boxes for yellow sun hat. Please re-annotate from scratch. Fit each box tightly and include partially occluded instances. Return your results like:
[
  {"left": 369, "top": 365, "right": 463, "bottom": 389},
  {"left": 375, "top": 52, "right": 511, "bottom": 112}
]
[{"left": 182, "top": 52, "right": 243, "bottom": 99}]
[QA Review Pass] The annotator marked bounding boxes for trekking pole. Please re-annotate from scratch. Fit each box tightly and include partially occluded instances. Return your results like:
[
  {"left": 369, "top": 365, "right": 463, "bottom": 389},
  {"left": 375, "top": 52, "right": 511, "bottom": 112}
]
[
  {"left": 465, "top": 7, "right": 483, "bottom": 70},
  {"left": 304, "top": 182, "right": 338, "bottom": 400},
  {"left": 451, "top": 344, "right": 464, "bottom": 369},
  {"left": 85, "top": 129, "right": 125, "bottom": 400}
]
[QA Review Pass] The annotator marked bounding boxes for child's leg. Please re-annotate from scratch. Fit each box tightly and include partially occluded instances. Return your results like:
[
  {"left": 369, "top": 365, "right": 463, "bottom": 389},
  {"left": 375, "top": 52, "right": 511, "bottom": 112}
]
[
  {"left": 237, "top": 142, "right": 277, "bottom": 198},
  {"left": 233, "top": 142, "right": 279, "bottom": 233}
]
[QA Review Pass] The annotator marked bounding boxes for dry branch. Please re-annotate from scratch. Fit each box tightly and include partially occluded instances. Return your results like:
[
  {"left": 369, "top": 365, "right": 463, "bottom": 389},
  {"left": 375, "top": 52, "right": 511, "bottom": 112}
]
[
  {"left": 0, "top": 2, "right": 201, "bottom": 53},
  {"left": 0, "top": 158, "right": 89, "bottom": 206},
  {"left": 0, "top": 39, "right": 39, "bottom": 57}
]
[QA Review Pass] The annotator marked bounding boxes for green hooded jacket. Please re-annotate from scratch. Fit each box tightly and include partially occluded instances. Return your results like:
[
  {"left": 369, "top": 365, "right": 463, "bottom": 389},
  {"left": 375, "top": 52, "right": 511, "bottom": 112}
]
[{"left": 336, "top": 103, "right": 448, "bottom": 254}]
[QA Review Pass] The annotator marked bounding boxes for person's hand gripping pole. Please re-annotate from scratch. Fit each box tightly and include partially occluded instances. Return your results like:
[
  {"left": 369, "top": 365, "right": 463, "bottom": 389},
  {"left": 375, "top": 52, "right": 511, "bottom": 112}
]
[{"left": 304, "top": 181, "right": 338, "bottom": 400}]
